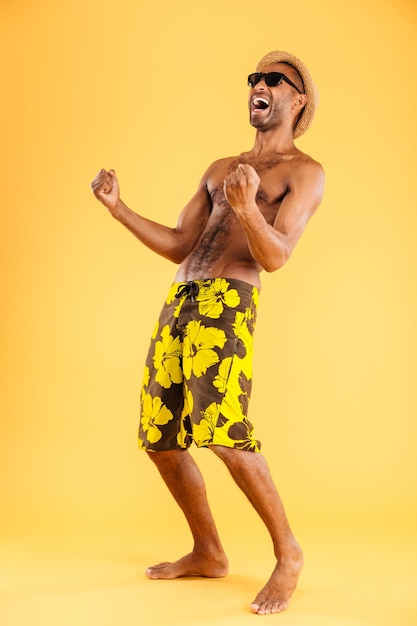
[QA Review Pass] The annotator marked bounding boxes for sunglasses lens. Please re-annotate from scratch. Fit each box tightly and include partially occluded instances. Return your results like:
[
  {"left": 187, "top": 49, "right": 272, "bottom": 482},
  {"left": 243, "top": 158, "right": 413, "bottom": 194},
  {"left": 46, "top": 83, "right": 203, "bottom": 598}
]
[
  {"left": 265, "top": 73, "right": 282, "bottom": 87},
  {"left": 248, "top": 73, "right": 260, "bottom": 87},
  {"left": 248, "top": 72, "right": 284, "bottom": 88}
]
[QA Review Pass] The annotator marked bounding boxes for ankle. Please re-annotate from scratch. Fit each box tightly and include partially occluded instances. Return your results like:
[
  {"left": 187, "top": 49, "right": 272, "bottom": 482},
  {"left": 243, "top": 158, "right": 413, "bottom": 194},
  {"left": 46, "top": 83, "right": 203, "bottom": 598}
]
[
  {"left": 193, "top": 542, "right": 228, "bottom": 562},
  {"left": 274, "top": 538, "right": 303, "bottom": 563}
]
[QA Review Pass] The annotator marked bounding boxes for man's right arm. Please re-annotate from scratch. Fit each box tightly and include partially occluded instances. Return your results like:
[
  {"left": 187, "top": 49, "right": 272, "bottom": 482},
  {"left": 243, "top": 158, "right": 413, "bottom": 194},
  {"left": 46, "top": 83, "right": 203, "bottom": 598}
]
[{"left": 91, "top": 169, "right": 211, "bottom": 264}]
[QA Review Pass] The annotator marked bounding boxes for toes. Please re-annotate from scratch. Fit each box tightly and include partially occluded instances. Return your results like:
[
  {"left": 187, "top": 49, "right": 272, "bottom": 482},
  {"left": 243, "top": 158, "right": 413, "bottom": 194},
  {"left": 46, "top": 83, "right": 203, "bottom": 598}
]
[
  {"left": 145, "top": 562, "right": 173, "bottom": 579},
  {"left": 251, "top": 602, "right": 270, "bottom": 615},
  {"left": 250, "top": 599, "right": 287, "bottom": 615}
]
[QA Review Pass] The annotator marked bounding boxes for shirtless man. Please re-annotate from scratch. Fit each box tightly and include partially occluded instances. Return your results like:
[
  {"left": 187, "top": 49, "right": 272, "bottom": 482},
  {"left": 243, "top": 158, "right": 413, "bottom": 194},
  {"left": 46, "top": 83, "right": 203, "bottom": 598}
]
[{"left": 91, "top": 50, "right": 324, "bottom": 615}]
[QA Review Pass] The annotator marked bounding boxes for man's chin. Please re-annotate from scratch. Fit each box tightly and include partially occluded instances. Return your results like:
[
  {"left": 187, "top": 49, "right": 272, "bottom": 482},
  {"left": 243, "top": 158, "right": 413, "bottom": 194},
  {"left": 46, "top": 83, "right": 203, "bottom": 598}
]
[{"left": 250, "top": 116, "right": 268, "bottom": 129}]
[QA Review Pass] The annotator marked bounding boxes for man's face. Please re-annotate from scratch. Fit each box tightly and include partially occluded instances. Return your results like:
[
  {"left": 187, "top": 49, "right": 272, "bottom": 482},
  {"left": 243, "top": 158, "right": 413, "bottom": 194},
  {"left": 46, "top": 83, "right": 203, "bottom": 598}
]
[{"left": 248, "top": 62, "right": 303, "bottom": 130}]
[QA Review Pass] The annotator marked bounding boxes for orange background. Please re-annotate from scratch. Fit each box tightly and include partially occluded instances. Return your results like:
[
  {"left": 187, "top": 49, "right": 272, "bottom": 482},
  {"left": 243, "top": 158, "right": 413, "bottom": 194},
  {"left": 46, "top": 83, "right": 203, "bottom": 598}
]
[{"left": 1, "top": 0, "right": 416, "bottom": 624}]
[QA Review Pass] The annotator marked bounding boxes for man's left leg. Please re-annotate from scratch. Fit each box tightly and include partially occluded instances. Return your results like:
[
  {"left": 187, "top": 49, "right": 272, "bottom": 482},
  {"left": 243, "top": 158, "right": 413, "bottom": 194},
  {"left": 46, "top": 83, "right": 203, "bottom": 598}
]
[
  {"left": 145, "top": 449, "right": 229, "bottom": 579},
  {"left": 210, "top": 445, "right": 304, "bottom": 615}
]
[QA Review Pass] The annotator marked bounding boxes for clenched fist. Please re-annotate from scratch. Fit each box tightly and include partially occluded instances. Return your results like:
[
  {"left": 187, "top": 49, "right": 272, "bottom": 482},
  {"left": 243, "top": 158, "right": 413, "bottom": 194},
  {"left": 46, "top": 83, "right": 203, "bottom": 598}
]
[
  {"left": 223, "top": 163, "right": 260, "bottom": 212},
  {"left": 90, "top": 169, "right": 120, "bottom": 214}
]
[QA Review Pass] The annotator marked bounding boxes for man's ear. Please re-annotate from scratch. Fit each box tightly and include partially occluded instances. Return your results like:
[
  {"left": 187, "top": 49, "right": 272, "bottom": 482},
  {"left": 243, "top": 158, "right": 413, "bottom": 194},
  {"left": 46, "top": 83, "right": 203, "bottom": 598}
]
[{"left": 293, "top": 93, "right": 307, "bottom": 113}]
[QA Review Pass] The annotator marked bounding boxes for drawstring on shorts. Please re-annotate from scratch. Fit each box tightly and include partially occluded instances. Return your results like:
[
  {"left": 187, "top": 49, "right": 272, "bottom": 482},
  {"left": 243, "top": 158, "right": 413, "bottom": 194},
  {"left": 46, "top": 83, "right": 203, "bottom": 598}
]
[{"left": 175, "top": 281, "right": 200, "bottom": 302}]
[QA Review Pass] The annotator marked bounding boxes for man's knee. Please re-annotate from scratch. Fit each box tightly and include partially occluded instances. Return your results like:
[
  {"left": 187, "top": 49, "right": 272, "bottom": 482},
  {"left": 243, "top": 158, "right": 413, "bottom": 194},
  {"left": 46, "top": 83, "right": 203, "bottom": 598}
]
[
  {"left": 209, "top": 444, "right": 241, "bottom": 461},
  {"left": 146, "top": 448, "right": 187, "bottom": 465},
  {"left": 209, "top": 444, "right": 262, "bottom": 468}
]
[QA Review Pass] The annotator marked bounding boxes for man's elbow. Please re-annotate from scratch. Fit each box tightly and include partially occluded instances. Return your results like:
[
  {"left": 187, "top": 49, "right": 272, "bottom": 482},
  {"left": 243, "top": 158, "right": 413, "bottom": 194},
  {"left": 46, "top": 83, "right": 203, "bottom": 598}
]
[
  {"left": 263, "top": 247, "right": 291, "bottom": 273},
  {"left": 165, "top": 241, "right": 195, "bottom": 264},
  {"left": 164, "top": 249, "right": 189, "bottom": 264}
]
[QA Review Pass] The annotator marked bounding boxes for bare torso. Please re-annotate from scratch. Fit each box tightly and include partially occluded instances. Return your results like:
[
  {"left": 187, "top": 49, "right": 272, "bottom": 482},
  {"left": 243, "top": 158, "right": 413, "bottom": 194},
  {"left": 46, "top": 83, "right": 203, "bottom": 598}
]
[{"left": 175, "top": 150, "right": 312, "bottom": 288}]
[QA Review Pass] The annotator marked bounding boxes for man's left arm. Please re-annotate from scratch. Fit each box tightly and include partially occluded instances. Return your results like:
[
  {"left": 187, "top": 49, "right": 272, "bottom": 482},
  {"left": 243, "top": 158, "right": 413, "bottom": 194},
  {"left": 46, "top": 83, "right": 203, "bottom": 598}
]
[{"left": 224, "top": 161, "right": 324, "bottom": 272}]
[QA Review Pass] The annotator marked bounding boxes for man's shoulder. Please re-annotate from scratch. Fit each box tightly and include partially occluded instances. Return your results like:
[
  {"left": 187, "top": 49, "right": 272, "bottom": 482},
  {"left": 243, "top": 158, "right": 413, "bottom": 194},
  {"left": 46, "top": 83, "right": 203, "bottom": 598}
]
[
  {"left": 207, "top": 155, "right": 237, "bottom": 170},
  {"left": 290, "top": 150, "right": 324, "bottom": 182},
  {"left": 202, "top": 156, "right": 237, "bottom": 183},
  {"left": 292, "top": 148, "right": 322, "bottom": 169},
  {"left": 286, "top": 150, "right": 325, "bottom": 200}
]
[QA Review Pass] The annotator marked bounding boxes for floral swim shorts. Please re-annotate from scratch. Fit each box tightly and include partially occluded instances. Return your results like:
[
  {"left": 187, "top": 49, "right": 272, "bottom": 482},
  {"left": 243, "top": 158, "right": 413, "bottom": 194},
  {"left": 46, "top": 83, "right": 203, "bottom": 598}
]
[{"left": 138, "top": 278, "right": 261, "bottom": 453}]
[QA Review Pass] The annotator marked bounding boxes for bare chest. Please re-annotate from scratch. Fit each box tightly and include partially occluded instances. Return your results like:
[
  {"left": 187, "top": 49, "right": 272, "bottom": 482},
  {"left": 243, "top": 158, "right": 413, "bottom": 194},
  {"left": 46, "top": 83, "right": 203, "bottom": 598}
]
[{"left": 207, "top": 155, "right": 289, "bottom": 225}]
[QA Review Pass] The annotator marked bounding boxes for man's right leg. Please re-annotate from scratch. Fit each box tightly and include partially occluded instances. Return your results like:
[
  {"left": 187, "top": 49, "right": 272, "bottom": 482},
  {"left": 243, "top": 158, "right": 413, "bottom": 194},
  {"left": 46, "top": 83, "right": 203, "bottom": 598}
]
[{"left": 145, "top": 449, "right": 229, "bottom": 579}]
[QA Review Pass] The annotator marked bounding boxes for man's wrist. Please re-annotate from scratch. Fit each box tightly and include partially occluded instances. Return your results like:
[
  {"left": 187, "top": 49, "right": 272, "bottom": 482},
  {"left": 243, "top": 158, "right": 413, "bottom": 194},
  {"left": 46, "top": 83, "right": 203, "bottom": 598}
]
[
  {"left": 233, "top": 201, "right": 259, "bottom": 218},
  {"left": 110, "top": 198, "right": 126, "bottom": 219}
]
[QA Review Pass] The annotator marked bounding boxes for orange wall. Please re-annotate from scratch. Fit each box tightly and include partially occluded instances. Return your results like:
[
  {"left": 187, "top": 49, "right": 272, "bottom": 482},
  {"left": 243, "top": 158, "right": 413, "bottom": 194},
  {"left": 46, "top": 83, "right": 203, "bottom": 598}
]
[{"left": 1, "top": 0, "right": 416, "bottom": 536}]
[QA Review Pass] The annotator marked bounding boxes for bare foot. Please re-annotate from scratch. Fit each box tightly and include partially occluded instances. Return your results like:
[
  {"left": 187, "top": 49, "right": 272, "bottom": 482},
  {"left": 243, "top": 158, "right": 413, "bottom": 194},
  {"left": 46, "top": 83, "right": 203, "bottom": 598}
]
[
  {"left": 250, "top": 547, "right": 304, "bottom": 615},
  {"left": 145, "top": 551, "right": 229, "bottom": 580}
]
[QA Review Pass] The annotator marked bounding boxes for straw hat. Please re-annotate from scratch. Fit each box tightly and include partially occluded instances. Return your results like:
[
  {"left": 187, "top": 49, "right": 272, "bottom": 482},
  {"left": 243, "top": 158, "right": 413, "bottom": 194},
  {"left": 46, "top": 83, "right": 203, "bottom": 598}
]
[{"left": 256, "top": 50, "right": 319, "bottom": 139}]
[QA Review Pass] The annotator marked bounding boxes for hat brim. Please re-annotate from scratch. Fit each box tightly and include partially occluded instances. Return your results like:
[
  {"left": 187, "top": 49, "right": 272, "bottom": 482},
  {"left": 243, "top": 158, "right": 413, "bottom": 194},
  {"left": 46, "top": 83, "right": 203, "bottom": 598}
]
[{"left": 256, "top": 50, "right": 318, "bottom": 139}]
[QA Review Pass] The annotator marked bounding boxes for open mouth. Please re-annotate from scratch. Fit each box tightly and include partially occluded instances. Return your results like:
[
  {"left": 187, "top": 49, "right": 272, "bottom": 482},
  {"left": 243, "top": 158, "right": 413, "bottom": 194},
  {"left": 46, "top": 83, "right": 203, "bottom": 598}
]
[{"left": 252, "top": 97, "right": 270, "bottom": 111}]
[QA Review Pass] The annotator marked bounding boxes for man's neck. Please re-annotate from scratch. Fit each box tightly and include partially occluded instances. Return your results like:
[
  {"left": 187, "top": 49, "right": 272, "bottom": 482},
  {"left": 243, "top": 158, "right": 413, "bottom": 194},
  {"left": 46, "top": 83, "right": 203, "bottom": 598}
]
[{"left": 250, "top": 128, "right": 297, "bottom": 156}]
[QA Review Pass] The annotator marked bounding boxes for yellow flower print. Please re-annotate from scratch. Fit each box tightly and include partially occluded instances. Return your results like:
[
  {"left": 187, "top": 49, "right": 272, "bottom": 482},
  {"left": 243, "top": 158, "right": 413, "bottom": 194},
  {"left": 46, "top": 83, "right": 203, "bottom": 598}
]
[
  {"left": 182, "top": 382, "right": 194, "bottom": 416},
  {"left": 165, "top": 283, "right": 180, "bottom": 304},
  {"left": 183, "top": 320, "right": 226, "bottom": 379},
  {"left": 232, "top": 311, "right": 253, "bottom": 377},
  {"left": 227, "top": 418, "right": 261, "bottom": 452},
  {"left": 243, "top": 288, "right": 258, "bottom": 327},
  {"left": 153, "top": 325, "right": 183, "bottom": 388},
  {"left": 232, "top": 311, "right": 250, "bottom": 344},
  {"left": 198, "top": 279, "right": 241, "bottom": 318},
  {"left": 176, "top": 384, "right": 194, "bottom": 448},
  {"left": 213, "top": 356, "right": 234, "bottom": 394},
  {"left": 151, "top": 321, "right": 159, "bottom": 340},
  {"left": 192, "top": 401, "right": 221, "bottom": 444},
  {"left": 165, "top": 284, "right": 185, "bottom": 318},
  {"left": 142, "top": 365, "right": 150, "bottom": 389},
  {"left": 141, "top": 393, "right": 174, "bottom": 443},
  {"left": 173, "top": 302, "right": 183, "bottom": 319}
]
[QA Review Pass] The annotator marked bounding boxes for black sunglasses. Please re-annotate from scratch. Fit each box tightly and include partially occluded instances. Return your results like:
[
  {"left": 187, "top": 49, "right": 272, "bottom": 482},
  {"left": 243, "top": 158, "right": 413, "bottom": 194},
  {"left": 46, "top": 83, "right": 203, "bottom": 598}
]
[{"left": 248, "top": 72, "right": 303, "bottom": 94}]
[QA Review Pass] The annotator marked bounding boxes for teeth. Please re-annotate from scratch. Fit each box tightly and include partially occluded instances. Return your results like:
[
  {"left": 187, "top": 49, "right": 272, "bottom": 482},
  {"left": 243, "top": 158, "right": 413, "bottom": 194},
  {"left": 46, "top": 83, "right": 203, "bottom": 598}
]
[{"left": 253, "top": 97, "right": 270, "bottom": 109}]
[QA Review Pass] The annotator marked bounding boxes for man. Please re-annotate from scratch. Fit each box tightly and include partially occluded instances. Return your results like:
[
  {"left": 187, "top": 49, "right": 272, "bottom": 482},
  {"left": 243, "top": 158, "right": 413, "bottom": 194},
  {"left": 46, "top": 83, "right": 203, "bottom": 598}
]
[{"left": 91, "top": 50, "right": 324, "bottom": 615}]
